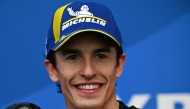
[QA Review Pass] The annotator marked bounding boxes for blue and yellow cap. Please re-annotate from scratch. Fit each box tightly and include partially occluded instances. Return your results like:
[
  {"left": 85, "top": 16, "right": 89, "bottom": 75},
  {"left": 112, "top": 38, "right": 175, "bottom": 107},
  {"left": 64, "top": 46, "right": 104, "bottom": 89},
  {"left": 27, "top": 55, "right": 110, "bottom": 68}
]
[{"left": 45, "top": 2, "right": 122, "bottom": 56}]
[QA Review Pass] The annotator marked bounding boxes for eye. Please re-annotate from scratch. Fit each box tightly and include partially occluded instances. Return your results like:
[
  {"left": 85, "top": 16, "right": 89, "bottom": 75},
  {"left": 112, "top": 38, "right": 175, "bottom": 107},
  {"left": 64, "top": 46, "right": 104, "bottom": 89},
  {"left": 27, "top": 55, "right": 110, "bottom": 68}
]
[
  {"left": 67, "top": 55, "right": 77, "bottom": 60},
  {"left": 96, "top": 54, "right": 106, "bottom": 59}
]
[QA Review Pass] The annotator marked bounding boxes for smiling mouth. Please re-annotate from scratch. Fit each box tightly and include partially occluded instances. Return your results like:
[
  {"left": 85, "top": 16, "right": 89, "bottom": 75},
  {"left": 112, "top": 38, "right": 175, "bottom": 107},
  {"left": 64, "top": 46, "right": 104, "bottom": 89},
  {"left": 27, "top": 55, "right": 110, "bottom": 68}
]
[{"left": 77, "top": 84, "right": 102, "bottom": 90}]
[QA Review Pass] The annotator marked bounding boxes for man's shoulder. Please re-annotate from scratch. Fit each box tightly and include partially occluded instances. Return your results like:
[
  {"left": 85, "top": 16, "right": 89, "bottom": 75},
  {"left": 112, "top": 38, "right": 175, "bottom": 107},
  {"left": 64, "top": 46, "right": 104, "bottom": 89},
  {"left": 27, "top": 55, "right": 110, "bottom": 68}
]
[{"left": 118, "top": 100, "right": 138, "bottom": 109}]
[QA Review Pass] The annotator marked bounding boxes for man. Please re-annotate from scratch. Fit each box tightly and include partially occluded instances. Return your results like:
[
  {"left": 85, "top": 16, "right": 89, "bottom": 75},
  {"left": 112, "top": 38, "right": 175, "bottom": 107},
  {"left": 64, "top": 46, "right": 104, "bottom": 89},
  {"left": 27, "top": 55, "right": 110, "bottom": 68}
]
[{"left": 44, "top": 2, "right": 137, "bottom": 109}]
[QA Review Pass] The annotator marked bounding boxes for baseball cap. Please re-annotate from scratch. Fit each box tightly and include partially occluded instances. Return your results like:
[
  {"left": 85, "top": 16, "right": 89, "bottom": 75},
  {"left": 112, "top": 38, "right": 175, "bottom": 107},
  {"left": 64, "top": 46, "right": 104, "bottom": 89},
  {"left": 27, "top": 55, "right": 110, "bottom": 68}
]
[{"left": 45, "top": 2, "right": 122, "bottom": 56}]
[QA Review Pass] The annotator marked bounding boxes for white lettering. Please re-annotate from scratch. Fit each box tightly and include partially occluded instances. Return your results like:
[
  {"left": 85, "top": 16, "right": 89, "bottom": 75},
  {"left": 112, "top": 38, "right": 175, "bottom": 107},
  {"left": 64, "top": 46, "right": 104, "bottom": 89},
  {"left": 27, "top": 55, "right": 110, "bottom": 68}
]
[
  {"left": 69, "top": 21, "right": 72, "bottom": 26},
  {"left": 96, "top": 19, "right": 100, "bottom": 24},
  {"left": 73, "top": 19, "right": 78, "bottom": 24},
  {"left": 127, "top": 94, "right": 151, "bottom": 109},
  {"left": 85, "top": 18, "right": 91, "bottom": 22},
  {"left": 62, "top": 17, "right": 107, "bottom": 31},
  {"left": 78, "top": 18, "right": 85, "bottom": 23},
  {"left": 91, "top": 18, "right": 97, "bottom": 23},
  {"left": 157, "top": 93, "right": 190, "bottom": 109},
  {"left": 100, "top": 21, "right": 106, "bottom": 26},
  {"left": 62, "top": 23, "right": 69, "bottom": 31},
  {"left": 117, "top": 93, "right": 190, "bottom": 109},
  {"left": 116, "top": 94, "right": 121, "bottom": 101}
]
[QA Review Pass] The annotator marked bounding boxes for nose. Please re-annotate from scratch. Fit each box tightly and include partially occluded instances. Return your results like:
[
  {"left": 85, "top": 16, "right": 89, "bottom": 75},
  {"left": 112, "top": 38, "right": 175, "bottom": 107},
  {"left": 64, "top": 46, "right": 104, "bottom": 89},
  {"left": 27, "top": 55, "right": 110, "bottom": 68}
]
[{"left": 80, "top": 59, "right": 96, "bottom": 79}]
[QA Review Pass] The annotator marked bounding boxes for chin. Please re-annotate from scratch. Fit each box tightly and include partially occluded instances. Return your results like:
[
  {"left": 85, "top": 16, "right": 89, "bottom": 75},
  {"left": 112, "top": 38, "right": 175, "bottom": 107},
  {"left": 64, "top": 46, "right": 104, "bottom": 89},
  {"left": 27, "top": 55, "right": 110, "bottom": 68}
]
[
  {"left": 73, "top": 99, "right": 103, "bottom": 109},
  {"left": 77, "top": 103, "right": 100, "bottom": 109}
]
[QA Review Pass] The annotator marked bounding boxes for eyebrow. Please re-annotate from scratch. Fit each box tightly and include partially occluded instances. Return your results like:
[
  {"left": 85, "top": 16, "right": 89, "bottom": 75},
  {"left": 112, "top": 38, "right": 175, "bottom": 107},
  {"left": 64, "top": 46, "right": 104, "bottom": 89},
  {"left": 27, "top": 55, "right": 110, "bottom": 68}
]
[
  {"left": 61, "top": 47, "right": 111, "bottom": 55},
  {"left": 61, "top": 49, "right": 80, "bottom": 55},
  {"left": 93, "top": 47, "right": 111, "bottom": 53}
]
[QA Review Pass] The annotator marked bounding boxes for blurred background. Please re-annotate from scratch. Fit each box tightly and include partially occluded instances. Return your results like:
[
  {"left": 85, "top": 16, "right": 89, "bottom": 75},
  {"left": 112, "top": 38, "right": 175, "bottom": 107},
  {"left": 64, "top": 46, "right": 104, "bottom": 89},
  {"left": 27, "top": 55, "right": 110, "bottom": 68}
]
[{"left": 0, "top": 0, "right": 190, "bottom": 109}]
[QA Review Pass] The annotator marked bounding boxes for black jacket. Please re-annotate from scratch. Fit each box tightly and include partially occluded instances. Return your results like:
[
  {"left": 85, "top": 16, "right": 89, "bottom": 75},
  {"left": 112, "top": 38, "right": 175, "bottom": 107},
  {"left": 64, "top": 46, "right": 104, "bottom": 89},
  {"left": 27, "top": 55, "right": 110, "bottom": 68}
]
[{"left": 118, "top": 100, "right": 138, "bottom": 109}]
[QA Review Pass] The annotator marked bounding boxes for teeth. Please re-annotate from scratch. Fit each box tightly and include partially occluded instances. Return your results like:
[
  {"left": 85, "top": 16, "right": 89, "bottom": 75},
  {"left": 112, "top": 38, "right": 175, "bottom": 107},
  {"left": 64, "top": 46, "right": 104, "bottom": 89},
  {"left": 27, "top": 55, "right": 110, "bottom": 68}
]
[{"left": 77, "top": 84, "right": 100, "bottom": 90}]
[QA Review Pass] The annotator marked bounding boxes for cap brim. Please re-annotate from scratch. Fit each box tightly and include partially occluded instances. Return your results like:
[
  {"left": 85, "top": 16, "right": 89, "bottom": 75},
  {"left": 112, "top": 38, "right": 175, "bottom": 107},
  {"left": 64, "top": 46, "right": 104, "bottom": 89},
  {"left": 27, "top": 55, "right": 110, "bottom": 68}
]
[{"left": 52, "top": 29, "right": 120, "bottom": 51}]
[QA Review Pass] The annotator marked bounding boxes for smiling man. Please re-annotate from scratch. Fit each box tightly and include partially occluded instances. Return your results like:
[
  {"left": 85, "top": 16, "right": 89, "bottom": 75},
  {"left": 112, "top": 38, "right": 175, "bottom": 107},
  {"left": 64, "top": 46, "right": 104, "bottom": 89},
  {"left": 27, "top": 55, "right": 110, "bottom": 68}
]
[{"left": 44, "top": 2, "right": 137, "bottom": 109}]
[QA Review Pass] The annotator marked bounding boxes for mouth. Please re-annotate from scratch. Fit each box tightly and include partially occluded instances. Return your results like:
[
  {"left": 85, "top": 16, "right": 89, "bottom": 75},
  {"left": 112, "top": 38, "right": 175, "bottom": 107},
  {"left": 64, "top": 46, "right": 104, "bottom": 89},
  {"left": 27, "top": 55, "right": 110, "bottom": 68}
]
[
  {"left": 77, "top": 84, "right": 101, "bottom": 90},
  {"left": 73, "top": 82, "right": 105, "bottom": 95}
]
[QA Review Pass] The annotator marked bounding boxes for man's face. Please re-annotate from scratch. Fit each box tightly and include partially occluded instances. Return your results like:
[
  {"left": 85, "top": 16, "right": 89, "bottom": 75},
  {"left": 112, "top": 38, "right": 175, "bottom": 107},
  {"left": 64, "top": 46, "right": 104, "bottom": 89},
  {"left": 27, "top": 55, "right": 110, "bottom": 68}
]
[{"left": 45, "top": 32, "right": 125, "bottom": 109}]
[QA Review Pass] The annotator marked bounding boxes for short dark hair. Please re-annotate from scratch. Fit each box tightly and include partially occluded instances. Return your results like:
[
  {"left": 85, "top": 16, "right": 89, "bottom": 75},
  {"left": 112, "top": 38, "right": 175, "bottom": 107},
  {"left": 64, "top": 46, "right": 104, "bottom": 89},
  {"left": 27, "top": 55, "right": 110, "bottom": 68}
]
[{"left": 45, "top": 32, "right": 123, "bottom": 93}]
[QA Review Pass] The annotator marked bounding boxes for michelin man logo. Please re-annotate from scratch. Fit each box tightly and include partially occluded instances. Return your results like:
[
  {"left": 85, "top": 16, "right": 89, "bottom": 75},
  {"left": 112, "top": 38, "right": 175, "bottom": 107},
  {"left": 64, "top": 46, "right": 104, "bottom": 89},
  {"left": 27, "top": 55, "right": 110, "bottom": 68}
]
[
  {"left": 67, "top": 5, "right": 93, "bottom": 17},
  {"left": 61, "top": 4, "right": 106, "bottom": 35}
]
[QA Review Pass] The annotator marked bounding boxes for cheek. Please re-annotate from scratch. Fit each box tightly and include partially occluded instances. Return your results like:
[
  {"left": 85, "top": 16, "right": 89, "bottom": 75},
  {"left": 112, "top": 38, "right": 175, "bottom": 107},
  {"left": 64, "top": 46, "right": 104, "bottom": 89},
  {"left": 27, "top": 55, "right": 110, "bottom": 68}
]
[
  {"left": 55, "top": 65, "right": 71, "bottom": 85},
  {"left": 56, "top": 70, "right": 73, "bottom": 95},
  {"left": 96, "top": 59, "right": 117, "bottom": 74},
  {"left": 96, "top": 63, "right": 117, "bottom": 81},
  {"left": 56, "top": 63, "right": 81, "bottom": 85}
]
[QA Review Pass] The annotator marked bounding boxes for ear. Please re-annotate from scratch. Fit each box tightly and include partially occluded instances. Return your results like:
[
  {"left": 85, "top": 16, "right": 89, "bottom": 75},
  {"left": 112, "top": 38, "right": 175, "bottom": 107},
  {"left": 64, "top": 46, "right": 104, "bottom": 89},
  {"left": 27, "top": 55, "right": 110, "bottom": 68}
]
[
  {"left": 44, "top": 59, "right": 59, "bottom": 82},
  {"left": 116, "top": 53, "right": 126, "bottom": 78}
]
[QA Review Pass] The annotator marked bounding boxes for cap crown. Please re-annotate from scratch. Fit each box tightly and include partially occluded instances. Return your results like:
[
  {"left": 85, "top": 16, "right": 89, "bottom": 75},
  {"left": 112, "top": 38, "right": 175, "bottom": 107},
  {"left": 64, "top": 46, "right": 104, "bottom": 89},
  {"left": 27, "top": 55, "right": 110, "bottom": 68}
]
[{"left": 45, "top": 2, "right": 122, "bottom": 56}]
